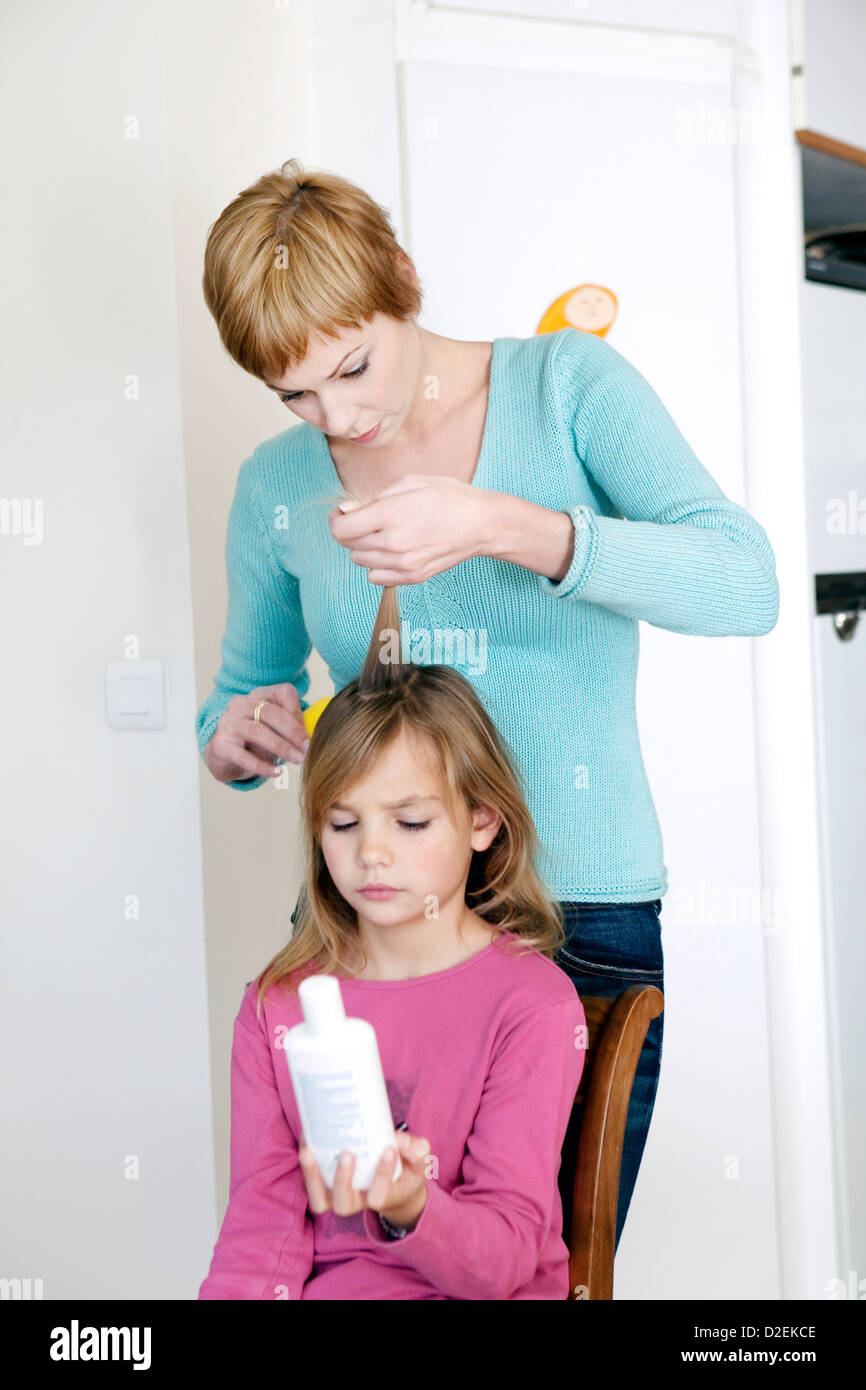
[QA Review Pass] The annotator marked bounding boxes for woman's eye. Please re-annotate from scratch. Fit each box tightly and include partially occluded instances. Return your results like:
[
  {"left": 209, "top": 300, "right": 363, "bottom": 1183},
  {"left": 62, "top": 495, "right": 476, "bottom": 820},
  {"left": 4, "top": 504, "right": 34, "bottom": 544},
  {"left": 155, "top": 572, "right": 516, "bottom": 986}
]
[
  {"left": 279, "top": 358, "right": 369, "bottom": 405},
  {"left": 329, "top": 821, "right": 357, "bottom": 832}
]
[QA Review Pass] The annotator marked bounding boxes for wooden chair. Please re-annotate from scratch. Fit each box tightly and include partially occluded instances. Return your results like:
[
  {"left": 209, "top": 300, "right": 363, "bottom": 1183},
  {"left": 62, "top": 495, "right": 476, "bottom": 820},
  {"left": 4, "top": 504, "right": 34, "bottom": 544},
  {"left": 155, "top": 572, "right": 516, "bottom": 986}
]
[{"left": 562, "top": 985, "right": 664, "bottom": 1300}]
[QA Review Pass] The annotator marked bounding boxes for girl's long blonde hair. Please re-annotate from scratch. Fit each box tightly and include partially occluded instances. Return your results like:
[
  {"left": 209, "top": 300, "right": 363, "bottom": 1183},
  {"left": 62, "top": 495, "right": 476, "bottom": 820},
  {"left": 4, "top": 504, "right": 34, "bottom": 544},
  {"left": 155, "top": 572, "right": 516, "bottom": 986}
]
[{"left": 254, "top": 586, "right": 566, "bottom": 1015}]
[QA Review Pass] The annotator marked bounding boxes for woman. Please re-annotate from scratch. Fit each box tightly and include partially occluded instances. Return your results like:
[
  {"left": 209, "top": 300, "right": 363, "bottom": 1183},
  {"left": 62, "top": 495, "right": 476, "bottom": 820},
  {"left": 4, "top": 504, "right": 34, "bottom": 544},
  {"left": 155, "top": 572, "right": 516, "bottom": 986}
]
[{"left": 195, "top": 157, "right": 780, "bottom": 1253}]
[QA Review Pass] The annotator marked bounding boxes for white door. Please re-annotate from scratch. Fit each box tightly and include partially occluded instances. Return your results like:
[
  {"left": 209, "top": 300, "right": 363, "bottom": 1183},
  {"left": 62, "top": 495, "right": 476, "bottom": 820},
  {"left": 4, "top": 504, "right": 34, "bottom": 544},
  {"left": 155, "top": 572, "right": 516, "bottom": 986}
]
[{"left": 395, "top": 13, "right": 777, "bottom": 1298}]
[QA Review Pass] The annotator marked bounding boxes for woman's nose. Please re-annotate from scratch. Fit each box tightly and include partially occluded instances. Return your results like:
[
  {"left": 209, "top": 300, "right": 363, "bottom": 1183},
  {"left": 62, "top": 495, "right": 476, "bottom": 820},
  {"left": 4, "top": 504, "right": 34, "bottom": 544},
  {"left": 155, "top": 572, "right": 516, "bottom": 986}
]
[{"left": 319, "top": 405, "right": 356, "bottom": 438}]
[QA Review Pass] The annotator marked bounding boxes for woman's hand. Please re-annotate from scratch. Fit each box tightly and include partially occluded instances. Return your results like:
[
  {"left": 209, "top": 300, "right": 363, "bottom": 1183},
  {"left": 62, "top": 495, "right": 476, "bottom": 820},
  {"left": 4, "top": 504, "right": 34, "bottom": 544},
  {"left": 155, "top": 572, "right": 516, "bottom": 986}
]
[
  {"left": 204, "top": 682, "right": 309, "bottom": 783},
  {"left": 328, "top": 474, "right": 491, "bottom": 585},
  {"left": 331, "top": 481, "right": 578, "bottom": 586},
  {"left": 299, "top": 1130, "right": 430, "bottom": 1231}
]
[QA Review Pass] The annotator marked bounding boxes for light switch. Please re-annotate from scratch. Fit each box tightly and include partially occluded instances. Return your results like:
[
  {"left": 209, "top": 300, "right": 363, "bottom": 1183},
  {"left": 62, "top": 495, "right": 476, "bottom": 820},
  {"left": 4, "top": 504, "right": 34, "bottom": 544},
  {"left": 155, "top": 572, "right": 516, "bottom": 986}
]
[{"left": 106, "top": 659, "right": 166, "bottom": 730}]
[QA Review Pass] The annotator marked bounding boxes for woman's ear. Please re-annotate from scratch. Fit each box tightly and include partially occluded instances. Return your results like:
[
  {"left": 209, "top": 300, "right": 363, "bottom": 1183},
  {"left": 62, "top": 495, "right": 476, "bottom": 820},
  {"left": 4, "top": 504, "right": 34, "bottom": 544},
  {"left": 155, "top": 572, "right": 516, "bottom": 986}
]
[
  {"left": 470, "top": 804, "right": 502, "bottom": 853},
  {"left": 395, "top": 248, "right": 420, "bottom": 293}
]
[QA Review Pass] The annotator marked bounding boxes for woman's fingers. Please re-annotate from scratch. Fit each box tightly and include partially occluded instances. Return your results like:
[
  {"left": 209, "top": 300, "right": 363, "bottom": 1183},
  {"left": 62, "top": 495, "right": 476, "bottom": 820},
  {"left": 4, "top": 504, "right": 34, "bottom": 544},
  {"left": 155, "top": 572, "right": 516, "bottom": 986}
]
[
  {"left": 205, "top": 684, "right": 313, "bottom": 783},
  {"left": 209, "top": 715, "right": 282, "bottom": 778},
  {"left": 243, "top": 713, "right": 307, "bottom": 766},
  {"left": 208, "top": 719, "right": 307, "bottom": 783},
  {"left": 229, "top": 689, "right": 310, "bottom": 763},
  {"left": 246, "top": 685, "right": 310, "bottom": 757},
  {"left": 206, "top": 725, "right": 280, "bottom": 781}
]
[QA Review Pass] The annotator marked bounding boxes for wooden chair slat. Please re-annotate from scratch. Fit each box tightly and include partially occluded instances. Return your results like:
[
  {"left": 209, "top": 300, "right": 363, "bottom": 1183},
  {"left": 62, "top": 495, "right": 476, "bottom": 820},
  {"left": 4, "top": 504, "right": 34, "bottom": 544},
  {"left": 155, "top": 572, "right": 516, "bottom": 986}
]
[{"left": 565, "top": 985, "right": 664, "bottom": 1299}]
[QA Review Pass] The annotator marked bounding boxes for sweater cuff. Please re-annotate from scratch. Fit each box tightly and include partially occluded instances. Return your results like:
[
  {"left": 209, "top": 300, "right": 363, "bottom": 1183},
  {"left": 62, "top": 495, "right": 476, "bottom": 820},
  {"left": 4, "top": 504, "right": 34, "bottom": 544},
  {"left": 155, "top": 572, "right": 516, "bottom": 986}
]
[
  {"left": 537, "top": 505, "right": 599, "bottom": 599},
  {"left": 363, "top": 1186, "right": 433, "bottom": 1246},
  {"left": 196, "top": 715, "right": 264, "bottom": 792}
]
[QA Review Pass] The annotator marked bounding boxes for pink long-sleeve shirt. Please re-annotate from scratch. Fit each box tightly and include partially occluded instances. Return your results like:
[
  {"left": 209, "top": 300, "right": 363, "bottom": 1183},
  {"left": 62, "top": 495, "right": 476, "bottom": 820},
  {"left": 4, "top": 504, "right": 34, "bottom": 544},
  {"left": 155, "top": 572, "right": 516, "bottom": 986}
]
[{"left": 198, "top": 930, "right": 586, "bottom": 1301}]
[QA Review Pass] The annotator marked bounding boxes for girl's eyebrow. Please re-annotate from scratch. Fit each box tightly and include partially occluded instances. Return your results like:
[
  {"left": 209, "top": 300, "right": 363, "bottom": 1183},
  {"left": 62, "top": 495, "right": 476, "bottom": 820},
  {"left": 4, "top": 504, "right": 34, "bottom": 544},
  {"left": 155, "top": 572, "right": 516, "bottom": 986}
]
[{"left": 330, "top": 795, "right": 443, "bottom": 811}]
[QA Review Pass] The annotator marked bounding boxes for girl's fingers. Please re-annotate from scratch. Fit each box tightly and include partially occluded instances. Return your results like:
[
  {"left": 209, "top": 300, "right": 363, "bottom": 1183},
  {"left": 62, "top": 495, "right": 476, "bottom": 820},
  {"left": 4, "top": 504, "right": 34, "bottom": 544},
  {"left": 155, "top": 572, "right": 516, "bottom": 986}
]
[
  {"left": 398, "top": 1131, "right": 430, "bottom": 1161},
  {"left": 331, "top": 1151, "right": 362, "bottom": 1216},
  {"left": 298, "top": 1144, "right": 330, "bottom": 1213},
  {"left": 302, "top": 1141, "right": 424, "bottom": 1217},
  {"left": 365, "top": 1146, "right": 401, "bottom": 1208}
]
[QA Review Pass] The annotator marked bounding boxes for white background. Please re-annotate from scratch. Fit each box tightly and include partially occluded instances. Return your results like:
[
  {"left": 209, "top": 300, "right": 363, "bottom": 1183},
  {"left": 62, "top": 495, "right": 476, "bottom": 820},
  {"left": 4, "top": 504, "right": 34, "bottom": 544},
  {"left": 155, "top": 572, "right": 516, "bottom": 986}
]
[{"left": 1, "top": 0, "right": 861, "bottom": 1301}]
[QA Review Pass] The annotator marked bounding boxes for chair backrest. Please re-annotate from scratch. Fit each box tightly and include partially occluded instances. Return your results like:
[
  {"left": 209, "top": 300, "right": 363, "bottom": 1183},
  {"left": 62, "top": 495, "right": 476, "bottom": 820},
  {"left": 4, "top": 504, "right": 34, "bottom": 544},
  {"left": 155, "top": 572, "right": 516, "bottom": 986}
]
[{"left": 564, "top": 984, "right": 664, "bottom": 1299}]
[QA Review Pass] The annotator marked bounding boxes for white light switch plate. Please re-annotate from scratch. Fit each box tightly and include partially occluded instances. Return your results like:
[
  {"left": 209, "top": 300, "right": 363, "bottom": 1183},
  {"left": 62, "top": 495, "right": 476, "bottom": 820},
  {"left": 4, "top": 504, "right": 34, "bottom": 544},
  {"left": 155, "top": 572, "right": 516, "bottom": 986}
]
[{"left": 106, "top": 659, "right": 166, "bottom": 729}]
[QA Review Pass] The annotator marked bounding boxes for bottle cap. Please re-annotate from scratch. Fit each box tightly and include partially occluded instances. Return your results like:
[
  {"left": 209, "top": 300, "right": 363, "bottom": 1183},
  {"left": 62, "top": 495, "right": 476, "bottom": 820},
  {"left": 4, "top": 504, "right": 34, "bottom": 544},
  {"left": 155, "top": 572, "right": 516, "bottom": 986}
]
[{"left": 298, "top": 974, "right": 346, "bottom": 1035}]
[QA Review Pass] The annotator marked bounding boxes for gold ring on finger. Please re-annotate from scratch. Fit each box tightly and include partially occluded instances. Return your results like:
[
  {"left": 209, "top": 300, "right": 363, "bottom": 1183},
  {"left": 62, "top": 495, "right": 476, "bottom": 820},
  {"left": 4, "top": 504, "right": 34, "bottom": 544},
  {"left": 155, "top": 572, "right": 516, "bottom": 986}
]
[{"left": 253, "top": 699, "right": 269, "bottom": 724}]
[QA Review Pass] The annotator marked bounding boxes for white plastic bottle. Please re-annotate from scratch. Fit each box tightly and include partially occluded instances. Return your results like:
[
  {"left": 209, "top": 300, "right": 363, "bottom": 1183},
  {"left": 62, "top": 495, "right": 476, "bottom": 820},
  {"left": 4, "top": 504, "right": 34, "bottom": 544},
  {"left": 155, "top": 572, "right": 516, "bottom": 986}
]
[{"left": 284, "top": 974, "right": 403, "bottom": 1190}]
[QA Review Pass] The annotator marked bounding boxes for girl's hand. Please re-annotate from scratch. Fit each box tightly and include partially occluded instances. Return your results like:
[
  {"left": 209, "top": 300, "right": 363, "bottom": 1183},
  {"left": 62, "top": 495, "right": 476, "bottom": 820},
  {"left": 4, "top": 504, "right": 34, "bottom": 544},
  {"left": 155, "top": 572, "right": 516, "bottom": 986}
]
[
  {"left": 328, "top": 474, "right": 491, "bottom": 585},
  {"left": 204, "top": 682, "right": 309, "bottom": 783},
  {"left": 299, "top": 1130, "right": 430, "bottom": 1230}
]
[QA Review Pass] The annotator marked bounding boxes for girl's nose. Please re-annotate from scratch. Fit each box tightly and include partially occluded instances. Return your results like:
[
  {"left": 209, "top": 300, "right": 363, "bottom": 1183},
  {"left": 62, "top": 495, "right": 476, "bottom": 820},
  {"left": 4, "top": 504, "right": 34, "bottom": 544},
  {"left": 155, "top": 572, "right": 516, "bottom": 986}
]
[{"left": 358, "top": 840, "right": 391, "bottom": 867}]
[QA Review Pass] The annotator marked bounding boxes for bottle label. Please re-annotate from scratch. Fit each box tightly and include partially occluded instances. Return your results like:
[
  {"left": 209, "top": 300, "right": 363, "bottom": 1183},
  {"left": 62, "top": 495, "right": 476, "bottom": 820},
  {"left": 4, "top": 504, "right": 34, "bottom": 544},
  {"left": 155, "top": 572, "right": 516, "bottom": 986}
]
[{"left": 296, "top": 1067, "right": 371, "bottom": 1183}]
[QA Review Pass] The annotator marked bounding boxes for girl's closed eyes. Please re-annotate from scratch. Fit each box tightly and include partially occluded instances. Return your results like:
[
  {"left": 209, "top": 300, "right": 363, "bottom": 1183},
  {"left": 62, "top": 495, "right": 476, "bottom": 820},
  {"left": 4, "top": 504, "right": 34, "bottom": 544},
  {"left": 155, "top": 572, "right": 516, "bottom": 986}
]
[{"left": 328, "top": 819, "right": 431, "bottom": 833}]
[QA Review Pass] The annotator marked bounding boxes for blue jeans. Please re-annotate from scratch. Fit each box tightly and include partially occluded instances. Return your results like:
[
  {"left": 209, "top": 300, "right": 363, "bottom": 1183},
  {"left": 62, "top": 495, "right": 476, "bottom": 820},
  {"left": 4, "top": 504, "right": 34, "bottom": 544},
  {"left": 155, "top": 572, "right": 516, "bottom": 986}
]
[{"left": 554, "top": 899, "right": 665, "bottom": 1252}]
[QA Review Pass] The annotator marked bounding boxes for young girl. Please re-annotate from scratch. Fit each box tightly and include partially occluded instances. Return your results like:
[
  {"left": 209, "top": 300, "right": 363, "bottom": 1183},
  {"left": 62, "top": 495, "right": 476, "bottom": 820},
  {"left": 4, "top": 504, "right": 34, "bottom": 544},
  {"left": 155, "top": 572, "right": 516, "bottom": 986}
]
[{"left": 198, "top": 585, "right": 586, "bottom": 1301}]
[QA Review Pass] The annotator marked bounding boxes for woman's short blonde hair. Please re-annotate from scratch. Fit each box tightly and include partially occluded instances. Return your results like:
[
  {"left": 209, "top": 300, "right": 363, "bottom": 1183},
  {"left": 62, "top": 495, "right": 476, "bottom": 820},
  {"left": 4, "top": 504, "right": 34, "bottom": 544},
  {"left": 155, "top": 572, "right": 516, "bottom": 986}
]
[{"left": 202, "top": 157, "right": 423, "bottom": 383}]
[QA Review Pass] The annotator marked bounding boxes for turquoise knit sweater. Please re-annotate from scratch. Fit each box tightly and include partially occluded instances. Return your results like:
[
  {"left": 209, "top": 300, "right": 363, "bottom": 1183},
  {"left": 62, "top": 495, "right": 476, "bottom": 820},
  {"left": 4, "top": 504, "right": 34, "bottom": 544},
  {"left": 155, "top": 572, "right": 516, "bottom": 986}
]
[{"left": 195, "top": 327, "right": 779, "bottom": 903}]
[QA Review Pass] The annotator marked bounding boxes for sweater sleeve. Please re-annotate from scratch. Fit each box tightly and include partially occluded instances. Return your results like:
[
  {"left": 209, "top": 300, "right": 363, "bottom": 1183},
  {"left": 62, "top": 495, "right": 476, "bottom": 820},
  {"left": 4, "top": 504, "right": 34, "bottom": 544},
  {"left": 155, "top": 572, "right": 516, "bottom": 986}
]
[
  {"left": 537, "top": 328, "right": 780, "bottom": 637},
  {"left": 361, "top": 993, "right": 585, "bottom": 1300},
  {"left": 195, "top": 451, "right": 313, "bottom": 791},
  {"left": 198, "top": 990, "right": 314, "bottom": 1300}
]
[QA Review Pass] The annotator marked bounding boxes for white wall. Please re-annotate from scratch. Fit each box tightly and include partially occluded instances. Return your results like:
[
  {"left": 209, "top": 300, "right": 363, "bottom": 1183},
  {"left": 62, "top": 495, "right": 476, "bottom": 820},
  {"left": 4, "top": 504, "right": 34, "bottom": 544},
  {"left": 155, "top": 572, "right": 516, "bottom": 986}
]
[
  {"left": 798, "top": 0, "right": 866, "bottom": 1287},
  {"left": 0, "top": 0, "right": 216, "bottom": 1297},
  {"left": 0, "top": 0, "right": 336, "bottom": 1302},
  {"left": 158, "top": 0, "right": 332, "bottom": 1246}
]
